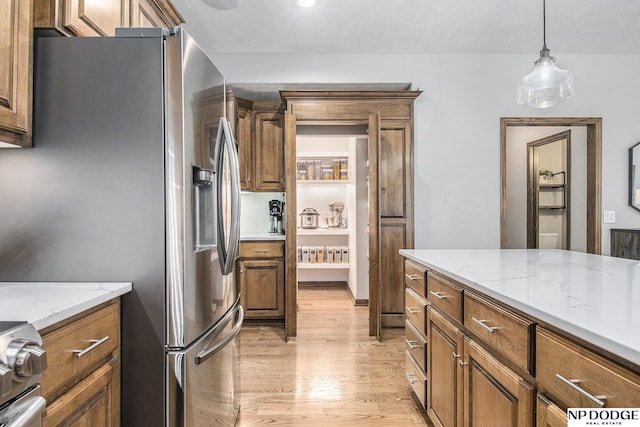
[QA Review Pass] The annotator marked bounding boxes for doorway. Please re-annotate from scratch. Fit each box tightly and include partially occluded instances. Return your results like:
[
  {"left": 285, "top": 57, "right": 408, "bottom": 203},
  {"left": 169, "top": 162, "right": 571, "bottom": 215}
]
[
  {"left": 526, "top": 130, "right": 571, "bottom": 249},
  {"left": 500, "top": 117, "right": 602, "bottom": 254},
  {"left": 295, "top": 126, "right": 370, "bottom": 308}
]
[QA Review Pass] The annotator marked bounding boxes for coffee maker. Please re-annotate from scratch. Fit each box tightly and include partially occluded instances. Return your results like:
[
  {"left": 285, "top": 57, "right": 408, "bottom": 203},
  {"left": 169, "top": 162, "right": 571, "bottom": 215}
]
[{"left": 269, "top": 200, "right": 285, "bottom": 234}]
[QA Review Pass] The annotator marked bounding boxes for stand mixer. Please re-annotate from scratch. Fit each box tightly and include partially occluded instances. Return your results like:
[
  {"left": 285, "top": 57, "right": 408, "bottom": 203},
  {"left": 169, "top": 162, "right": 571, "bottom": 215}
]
[
  {"left": 269, "top": 200, "right": 285, "bottom": 234},
  {"left": 327, "top": 201, "right": 346, "bottom": 228}
]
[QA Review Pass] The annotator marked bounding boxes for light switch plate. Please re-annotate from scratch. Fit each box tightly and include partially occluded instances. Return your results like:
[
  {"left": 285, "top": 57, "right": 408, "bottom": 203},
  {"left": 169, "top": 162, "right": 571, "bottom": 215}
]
[{"left": 603, "top": 210, "right": 616, "bottom": 224}]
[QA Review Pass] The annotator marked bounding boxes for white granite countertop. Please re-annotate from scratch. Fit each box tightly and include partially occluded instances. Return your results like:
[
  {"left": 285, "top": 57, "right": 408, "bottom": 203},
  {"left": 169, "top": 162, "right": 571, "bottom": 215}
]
[
  {"left": 241, "top": 234, "right": 285, "bottom": 241},
  {"left": 0, "top": 282, "right": 132, "bottom": 331},
  {"left": 399, "top": 249, "right": 640, "bottom": 368}
]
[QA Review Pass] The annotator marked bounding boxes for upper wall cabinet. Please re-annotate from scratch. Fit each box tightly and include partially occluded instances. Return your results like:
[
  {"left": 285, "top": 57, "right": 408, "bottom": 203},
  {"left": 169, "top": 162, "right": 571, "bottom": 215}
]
[
  {"left": 130, "top": 0, "right": 183, "bottom": 29},
  {"left": 254, "top": 103, "right": 285, "bottom": 192},
  {"left": 34, "top": 0, "right": 129, "bottom": 36},
  {"left": 229, "top": 95, "right": 285, "bottom": 192},
  {"left": 0, "top": 0, "right": 33, "bottom": 147},
  {"left": 34, "top": 0, "right": 183, "bottom": 36}
]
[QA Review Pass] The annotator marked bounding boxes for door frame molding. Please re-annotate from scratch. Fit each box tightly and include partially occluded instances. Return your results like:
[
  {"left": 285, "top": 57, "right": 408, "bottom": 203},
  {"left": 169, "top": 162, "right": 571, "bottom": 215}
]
[
  {"left": 281, "top": 90, "right": 421, "bottom": 339},
  {"left": 500, "top": 117, "right": 602, "bottom": 254}
]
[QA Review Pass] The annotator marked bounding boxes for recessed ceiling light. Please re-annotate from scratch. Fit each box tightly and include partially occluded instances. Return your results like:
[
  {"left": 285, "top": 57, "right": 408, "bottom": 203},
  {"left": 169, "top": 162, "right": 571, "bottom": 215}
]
[{"left": 296, "top": 0, "right": 316, "bottom": 7}]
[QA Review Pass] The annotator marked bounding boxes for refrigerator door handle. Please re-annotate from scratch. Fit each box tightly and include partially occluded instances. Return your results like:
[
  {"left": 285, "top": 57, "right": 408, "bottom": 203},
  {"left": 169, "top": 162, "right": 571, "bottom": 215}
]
[
  {"left": 215, "top": 116, "right": 241, "bottom": 275},
  {"left": 195, "top": 305, "right": 244, "bottom": 365}
]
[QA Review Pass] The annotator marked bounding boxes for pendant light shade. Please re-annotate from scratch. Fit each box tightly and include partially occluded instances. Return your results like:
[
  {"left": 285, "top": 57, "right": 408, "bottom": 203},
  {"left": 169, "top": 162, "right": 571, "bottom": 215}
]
[{"left": 516, "top": 1, "right": 574, "bottom": 108}]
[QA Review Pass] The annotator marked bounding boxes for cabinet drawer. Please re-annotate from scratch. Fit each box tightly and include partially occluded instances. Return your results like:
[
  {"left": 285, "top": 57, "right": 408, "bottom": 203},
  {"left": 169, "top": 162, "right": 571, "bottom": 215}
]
[
  {"left": 240, "top": 241, "right": 284, "bottom": 258},
  {"left": 464, "top": 292, "right": 533, "bottom": 373},
  {"left": 404, "top": 260, "right": 426, "bottom": 297},
  {"left": 41, "top": 302, "right": 119, "bottom": 402},
  {"left": 406, "top": 350, "right": 427, "bottom": 408},
  {"left": 405, "top": 320, "right": 427, "bottom": 372},
  {"left": 427, "top": 272, "right": 463, "bottom": 323},
  {"left": 405, "top": 288, "right": 427, "bottom": 334},
  {"left": 536, "top": 328, "right": 640, "bottom": 409}
]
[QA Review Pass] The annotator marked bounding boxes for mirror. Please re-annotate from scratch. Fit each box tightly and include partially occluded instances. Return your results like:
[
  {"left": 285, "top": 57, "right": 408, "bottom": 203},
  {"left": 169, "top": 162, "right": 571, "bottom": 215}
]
[{"left": 629, "top": 141, "right": 640, "bottom": 212}]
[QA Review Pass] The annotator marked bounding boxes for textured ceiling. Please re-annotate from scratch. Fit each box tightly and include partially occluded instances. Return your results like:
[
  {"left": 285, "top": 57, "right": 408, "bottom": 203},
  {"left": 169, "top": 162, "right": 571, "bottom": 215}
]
[{"left": 172, "top": 0, "right": 640, "bottom": 55}]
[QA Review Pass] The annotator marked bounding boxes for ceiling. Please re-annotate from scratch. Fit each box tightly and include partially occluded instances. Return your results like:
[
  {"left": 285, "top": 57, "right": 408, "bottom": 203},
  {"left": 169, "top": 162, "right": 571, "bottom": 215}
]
[{"left": 172, "top": 0, "right": 640, "bottom": 55}]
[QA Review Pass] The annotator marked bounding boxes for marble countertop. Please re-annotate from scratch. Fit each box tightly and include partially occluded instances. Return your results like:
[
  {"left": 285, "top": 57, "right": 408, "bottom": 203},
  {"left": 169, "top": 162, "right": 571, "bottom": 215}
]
[
  {"left": 241, "top": 234, "right": 285, "bottom": 241},
  {"left": 399, "top": 249, "right": 640, "bottom": 368},
  {"left": 0, "top": 282, "right": 132, "bottom": 331}
]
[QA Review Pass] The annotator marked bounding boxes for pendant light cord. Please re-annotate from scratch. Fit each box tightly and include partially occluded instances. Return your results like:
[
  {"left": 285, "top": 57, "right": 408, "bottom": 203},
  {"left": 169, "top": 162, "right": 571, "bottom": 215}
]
[{"left": 543, "top": 0, "right": 547, "bottom": 49}]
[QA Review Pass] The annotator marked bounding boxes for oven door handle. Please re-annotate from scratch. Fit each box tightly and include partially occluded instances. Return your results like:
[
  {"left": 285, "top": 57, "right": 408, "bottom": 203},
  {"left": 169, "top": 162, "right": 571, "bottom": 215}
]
[
  {"left": 7, "top": 395, "right": 46, "bottom": 427},
  {"left": 195, "top": 305, "right": 244, "bottom": 365}
]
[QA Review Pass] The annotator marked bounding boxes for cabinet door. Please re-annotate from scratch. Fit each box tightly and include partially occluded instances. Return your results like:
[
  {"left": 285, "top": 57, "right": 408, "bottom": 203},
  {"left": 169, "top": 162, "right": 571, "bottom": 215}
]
[
  {"left": 0, "top": 0, "right": 32, "bottom": 147},
  {"left": 62, "top": 0, "right": 128, "bottom": 36},
  {"left": 462, "top": 337, "right": 534, "bottom": 427},
  {"left": 237, "top": 104, "right": 253, "bottom": 191},
  {"left": 427, "top": 309, "right": 464, "bottom": 427},
  {"left": 536, "top": 394, "right": 567, "bottom": 427},
  {"left": 378, "top": 120, "right": 413, "bottom": 324},
  {"left": 254, "top": 111, "right": 285, "bottom": 191},
  {"left": 239, "top": 259, "right": 285, "bottom": 318},
  {"left": 131, "top": 0, "right": 168, "bottom": 28},
  {"left": 379, "top": 123, "right": 410, "bottom": 218},
  {"left": 43, "top": 357, "right": 120, "bottom": 427}
]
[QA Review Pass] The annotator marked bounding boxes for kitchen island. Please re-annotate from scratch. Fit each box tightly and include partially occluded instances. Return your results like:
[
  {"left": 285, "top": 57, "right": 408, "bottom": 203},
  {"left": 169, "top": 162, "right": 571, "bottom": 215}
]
[{"left": 400, "top": 249, "right": 640, "bottom": 427}]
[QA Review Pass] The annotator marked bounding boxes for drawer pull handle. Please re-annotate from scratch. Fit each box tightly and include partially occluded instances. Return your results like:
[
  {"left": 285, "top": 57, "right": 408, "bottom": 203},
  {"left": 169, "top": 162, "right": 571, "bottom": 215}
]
[
  {"left": 253, "top": 249, "right": 269, "bottom": 253},
  {"left": 407, "top": 340, "right": 422, "bottom": 350},
  {"left": 429, "top": 291, "right": 448, "bottom": 300},
  {"left": 458, "top": 360, "right": 468, "bottom": 367},
  {"left": 405, "top": 306, "right": 419, "bottom": 315},
  {"left": 471, "top": 317, "right": 499, "bottom": 333},
  {"left": 405, "top": 273, "right": 420, "bottom": 281},
  {"left": 72, "top": 336, "right": 110, "bottom": 358},
  {"left": 406, "top": 372, "right": 417, "bottom": 384},
  {"left": 555, "top": 374, "right": 607, "bottom": 407},
  {"left": 452, "top": 352, "right": 461, "bottom": 359}
]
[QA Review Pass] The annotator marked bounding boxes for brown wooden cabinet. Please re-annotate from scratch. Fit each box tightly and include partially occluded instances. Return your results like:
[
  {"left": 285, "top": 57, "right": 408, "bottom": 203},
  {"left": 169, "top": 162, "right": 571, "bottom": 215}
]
[
  {"left": 0, "top": 0, "right": 33, "bottom": 147},
  {"left": 41, "top": 300, "right": 121, "bottom": 427},
  {"left": 611, "top": 228, "right": 640, "bottom": 260},
  {"left": 462, "top": 337, "right": 534, "bottom": 427},
  {"left": 404, "top": 255, "right": 640, "bottom": 427},
  {"left": 34, "top": 0, "right": 129, "bottom": 36},
  {"left": 254, "top": 105, "right": 285, "bottom": 192},
  {"left": 236, "top": 99, "right": 254, "bottom": 191},
  {"left": 536, "top": 395, "right": 567, "bottom": 427},
  {"left": 130, "top": 0, "right": 183, "bottom": 29},
  {"left": 34, "top": 0, "right": 182, "bottom": 36},
  {"left": 427, "top": 308, "right": 464, "bottom": 427},
  {"left": 228, "top": 96, "right": 285, "bottom": 192},
  {"left": 424, "top": 280, "right": 534, "bottom": 427},
  {"left": 238, "top": 241, "right": 285, "bottom": 319}
]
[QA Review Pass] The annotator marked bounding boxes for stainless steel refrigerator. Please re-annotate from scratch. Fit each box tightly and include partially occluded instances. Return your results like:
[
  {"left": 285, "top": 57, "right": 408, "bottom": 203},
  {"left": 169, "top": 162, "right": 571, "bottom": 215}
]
[{"left": 0, "top": 28, "right": 242, "bottom": 426}]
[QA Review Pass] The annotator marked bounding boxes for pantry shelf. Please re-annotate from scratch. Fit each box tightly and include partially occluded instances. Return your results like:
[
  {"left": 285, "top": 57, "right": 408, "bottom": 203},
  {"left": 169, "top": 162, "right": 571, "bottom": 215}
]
[
  {"left": 297, "top": 228, "right": 349, "bottom": 236},
  {"left": 297, "top": 263, "right": 350, "bottom": 270}
]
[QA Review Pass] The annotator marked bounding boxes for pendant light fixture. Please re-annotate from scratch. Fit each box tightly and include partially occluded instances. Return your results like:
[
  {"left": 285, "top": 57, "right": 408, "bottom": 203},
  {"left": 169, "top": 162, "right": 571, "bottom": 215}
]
[{"left": 516, "top": 0, "right": 574, "bottom": 108}]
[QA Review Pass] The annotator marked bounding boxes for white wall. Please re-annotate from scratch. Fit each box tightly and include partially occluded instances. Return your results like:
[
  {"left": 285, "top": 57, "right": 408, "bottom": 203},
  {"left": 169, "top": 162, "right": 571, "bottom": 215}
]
[{"left": 213, "top": 53, "right": 640, "bottom": 255}]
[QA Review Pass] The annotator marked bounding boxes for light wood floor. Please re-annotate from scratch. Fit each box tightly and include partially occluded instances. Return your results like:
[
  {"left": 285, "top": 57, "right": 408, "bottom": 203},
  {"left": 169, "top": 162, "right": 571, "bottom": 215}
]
[{"left": 237, "top": 285, "right": 432, "bottom": 426}]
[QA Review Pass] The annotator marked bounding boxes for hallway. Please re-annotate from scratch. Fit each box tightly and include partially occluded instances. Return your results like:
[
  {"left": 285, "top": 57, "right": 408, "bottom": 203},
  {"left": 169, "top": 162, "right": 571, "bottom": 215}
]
[{"left": 237, "top": 285, "right": 431, "bottom": 426}]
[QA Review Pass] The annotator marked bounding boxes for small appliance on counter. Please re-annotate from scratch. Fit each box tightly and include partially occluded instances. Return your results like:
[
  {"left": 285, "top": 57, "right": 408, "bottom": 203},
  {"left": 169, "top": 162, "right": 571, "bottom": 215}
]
[
  {"left": 326, "top": 201, "right": 346, "bottom": 228},
  {"left": 299, "top": 208, "right": 320, "bottom": 229},
  {"left": 269, "top": 200, "right": 285, "bottom": 234}
]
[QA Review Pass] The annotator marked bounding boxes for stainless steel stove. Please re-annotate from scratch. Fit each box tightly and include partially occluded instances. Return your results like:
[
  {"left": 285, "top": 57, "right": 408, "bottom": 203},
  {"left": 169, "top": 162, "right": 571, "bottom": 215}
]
[{"left": 0, "top": 322, "right": 47, "bottom": 427}]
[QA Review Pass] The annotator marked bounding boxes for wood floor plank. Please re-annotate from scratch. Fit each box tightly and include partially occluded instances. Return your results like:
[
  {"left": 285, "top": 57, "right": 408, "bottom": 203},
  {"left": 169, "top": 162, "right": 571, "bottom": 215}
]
[{"left": 237, "top": 285, "right": 432, "bottom": 426}]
